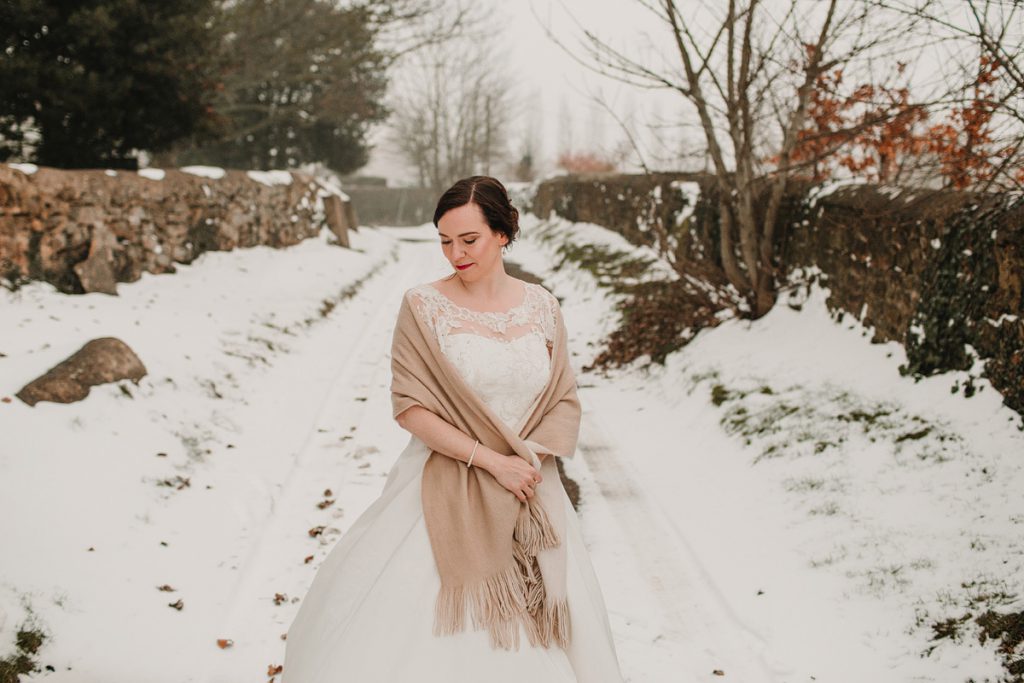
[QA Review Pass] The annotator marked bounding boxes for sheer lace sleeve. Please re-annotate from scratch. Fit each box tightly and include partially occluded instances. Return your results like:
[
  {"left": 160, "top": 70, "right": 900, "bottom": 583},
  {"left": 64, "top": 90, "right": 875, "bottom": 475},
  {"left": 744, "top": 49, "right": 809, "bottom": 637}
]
[
  {"left": 404, "top": 287, "right": 446, "bottom": 346},
  {"left": 539, "top": 288, "right": 560, "bottom": 353}
]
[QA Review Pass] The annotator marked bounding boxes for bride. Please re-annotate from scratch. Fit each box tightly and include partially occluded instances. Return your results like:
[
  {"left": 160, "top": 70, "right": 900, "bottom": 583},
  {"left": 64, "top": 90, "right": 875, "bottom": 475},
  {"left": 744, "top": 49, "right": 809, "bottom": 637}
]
[{"left": 282, "top": 176, "right": 624, "bottom": 682}]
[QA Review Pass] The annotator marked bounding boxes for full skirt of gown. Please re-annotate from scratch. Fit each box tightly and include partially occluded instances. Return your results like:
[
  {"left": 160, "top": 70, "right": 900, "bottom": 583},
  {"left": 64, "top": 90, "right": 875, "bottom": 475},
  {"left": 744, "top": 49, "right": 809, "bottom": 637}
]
[{"left": 281, "top": 433, "right": 625, "bottom": 682}]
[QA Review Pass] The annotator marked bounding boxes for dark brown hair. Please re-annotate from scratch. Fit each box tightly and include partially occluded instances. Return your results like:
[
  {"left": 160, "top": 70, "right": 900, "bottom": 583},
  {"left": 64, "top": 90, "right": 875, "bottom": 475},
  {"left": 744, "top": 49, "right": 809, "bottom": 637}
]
[{"left": 432, "top": 176, "right": 519, "bottom": 250}]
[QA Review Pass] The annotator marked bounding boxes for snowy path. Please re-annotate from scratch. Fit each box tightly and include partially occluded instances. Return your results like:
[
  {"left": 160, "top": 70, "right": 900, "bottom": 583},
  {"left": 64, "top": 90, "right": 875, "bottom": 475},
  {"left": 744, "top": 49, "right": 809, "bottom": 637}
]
[
  {"left": 193, "top": 227, "right": 781, "bottom": 682},
  {"left": 199, "top": 229, "right": 783, "bottom": 683},
  {"left": 190, "top": 225, "right": 774, "bottom": 683}
]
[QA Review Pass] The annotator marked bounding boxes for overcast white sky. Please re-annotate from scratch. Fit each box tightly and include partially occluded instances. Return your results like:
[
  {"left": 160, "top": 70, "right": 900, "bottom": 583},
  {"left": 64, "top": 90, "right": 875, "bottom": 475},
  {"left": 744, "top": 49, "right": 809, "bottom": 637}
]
[
  {"left": 362, "top": 0, "right": 683, "bottom": 184},
  {"left": 361, "top": 0, "right": 982, "bottom": 186}
]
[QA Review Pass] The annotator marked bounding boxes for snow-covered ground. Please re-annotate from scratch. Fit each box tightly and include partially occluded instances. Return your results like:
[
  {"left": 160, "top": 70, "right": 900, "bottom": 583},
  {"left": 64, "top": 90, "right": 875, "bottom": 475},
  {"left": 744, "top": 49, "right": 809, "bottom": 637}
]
[
  {"left": 1, "top": 215, "right": 1021, "bottom": 682},
  {"left": 513, "top": 215, "right": 1024, "bottom": 683}
]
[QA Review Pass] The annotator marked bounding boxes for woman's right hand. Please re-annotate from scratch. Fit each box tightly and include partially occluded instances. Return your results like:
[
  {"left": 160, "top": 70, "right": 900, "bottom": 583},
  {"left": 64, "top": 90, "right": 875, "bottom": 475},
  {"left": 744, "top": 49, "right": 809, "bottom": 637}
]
[{"left": 480, "top": 449, "right": 543, "bottom": 503}]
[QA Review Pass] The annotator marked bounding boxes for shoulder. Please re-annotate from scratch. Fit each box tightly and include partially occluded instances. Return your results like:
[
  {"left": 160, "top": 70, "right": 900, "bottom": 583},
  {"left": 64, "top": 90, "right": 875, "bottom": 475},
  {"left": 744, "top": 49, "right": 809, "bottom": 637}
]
[
  {"left": 403, "top": 280, "right": 440, "bottom": 301},
  {"left": 525, "top": 281, "right": 561, "bottom": 312},
  {"left": 519, "top": 278, "right": 552, "bottom": 299},
  {"left": 397, "top": 284, "right": 432, "bottom": 319},
  {"left": 523, "top": 282, "right": 563, "bottom": 341},
  {"left": 406, "top": 275, "right": 463, "bottom": 299}
]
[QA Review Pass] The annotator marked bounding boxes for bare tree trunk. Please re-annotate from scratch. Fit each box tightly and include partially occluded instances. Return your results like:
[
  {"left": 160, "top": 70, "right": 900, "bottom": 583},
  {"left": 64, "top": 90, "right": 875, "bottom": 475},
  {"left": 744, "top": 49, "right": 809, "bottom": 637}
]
[{"left": 718, "top": 196, "right": 751, "bottom": 298}]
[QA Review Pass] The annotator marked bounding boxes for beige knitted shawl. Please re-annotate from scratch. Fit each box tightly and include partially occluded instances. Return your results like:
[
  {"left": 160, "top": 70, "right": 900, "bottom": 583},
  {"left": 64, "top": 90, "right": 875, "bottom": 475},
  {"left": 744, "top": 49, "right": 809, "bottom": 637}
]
[{"left": 390, "top": 286, "right": 581, "bottom": 650}]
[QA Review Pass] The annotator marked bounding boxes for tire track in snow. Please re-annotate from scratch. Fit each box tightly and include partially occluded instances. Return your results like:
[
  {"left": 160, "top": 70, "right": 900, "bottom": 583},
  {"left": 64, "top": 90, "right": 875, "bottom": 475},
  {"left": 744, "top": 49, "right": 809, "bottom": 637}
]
[
  {"left": 203, "top": 238, "right": 434, "bottom": 681},
  {"left": 573, "top": 410, "right": 781, "bottom": 682}
]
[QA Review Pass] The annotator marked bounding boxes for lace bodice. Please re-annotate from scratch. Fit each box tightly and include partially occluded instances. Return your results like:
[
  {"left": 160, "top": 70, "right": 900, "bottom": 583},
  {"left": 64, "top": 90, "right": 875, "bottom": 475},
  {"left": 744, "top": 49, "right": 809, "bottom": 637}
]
[{"left": 406, "top": 281, "right": 559, "bottom": 431}]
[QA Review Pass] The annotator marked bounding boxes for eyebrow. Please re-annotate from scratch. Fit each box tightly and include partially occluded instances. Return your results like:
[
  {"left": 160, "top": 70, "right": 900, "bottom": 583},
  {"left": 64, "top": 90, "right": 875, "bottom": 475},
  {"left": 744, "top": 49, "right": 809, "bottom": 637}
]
[{"left": 437, "top": 231, "right": 480, "bottom": 238}]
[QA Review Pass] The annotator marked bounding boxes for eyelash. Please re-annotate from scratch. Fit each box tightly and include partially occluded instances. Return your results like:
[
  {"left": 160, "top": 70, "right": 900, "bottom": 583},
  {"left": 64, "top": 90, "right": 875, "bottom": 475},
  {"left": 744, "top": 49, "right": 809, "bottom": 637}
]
[{"left": 441, "top": 239, "right": 476, "bottom": 245}]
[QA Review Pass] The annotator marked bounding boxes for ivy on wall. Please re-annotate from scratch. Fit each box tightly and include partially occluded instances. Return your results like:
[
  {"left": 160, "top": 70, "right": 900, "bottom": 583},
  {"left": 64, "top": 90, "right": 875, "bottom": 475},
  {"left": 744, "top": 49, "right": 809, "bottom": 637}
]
[{"left": 902, "top": 196, "right": 1023, "bottom": 414}]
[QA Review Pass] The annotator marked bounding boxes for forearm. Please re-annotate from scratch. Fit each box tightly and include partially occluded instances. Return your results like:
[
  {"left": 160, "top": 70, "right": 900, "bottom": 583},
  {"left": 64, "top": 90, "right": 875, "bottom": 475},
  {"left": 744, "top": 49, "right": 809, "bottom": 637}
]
[{"left": 395, "top": 405, "right": 511, "bottom": 472}]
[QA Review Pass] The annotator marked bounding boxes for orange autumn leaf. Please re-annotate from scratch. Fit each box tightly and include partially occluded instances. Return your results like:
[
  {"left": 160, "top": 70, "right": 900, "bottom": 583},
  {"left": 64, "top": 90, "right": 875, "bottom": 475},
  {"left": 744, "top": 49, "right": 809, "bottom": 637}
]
[{"left": 789, "top": 56, "right": 1013, "bottom": 188}]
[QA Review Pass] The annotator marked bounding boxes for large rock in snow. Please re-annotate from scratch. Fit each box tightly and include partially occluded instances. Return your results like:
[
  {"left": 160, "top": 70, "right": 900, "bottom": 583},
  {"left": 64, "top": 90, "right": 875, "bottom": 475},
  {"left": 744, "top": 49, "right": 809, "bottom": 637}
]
[{"left": 16, "top": 337, "right": 147, "bottom": 406}]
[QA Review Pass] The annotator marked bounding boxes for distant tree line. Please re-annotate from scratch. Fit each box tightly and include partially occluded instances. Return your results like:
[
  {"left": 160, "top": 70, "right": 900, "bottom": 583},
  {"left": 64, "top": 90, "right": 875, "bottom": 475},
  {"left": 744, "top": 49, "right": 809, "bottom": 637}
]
[
  {"left": 0, "top": 0, "right": 457, "bottom": 173},
  {"left": 389, "top": 37, "right": 514, "bottom": 193}
]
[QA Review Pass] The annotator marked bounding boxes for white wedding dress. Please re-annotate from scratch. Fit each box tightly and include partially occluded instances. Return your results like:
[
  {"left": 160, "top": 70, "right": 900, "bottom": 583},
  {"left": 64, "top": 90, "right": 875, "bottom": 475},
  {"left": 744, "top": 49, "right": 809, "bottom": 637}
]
[{"left": 282, "top": 281, "right": 624, "bottom": 683}]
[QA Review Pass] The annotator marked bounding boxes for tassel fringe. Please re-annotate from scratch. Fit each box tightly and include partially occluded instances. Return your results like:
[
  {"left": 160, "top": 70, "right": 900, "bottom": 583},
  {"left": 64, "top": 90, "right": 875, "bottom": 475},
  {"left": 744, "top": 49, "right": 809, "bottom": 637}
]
[
  {"left": 433, "top": 499, "right": 570, "bottom": 651},
  {"left": 527, "top": 598, "right": 571, "bottom": 649},
  {"left": 513, "top": 498, "right": 561, "bottom": 556}
]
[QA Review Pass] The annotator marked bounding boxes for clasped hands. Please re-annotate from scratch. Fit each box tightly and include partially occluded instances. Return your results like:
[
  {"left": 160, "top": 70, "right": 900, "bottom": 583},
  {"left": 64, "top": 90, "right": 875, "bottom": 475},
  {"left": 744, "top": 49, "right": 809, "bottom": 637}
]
[{"left": 473, "top": 444, "right": 545, "bottom": 503}]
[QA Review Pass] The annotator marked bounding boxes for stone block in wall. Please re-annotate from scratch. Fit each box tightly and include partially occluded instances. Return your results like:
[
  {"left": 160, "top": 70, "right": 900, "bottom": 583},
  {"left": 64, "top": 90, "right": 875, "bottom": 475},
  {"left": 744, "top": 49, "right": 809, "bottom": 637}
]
[
  {"left": 73, "top": 223, "right": 119, "bottom": 294},
  {"left": 323, "top": 194, "right": 351, "bottom": 248},
  {"left": 344, "top": 200, "right": 359, "bottom": 234}
]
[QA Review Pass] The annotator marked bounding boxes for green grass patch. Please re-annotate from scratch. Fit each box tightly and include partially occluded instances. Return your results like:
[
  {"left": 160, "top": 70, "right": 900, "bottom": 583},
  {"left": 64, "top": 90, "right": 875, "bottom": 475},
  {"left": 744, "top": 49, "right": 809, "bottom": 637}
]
[
  {"left": 709, "top": 377, "right": 968, "bottom": 466},
  {"left": 0, "top": 627, "right": 46, "bottom": 683}
]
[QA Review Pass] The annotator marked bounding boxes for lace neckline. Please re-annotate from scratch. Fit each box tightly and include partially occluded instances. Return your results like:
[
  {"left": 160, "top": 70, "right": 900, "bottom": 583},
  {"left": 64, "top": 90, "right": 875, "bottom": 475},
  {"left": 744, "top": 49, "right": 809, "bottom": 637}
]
[{"left": 424, "top": 280, "right": 532, "bottom": 317}]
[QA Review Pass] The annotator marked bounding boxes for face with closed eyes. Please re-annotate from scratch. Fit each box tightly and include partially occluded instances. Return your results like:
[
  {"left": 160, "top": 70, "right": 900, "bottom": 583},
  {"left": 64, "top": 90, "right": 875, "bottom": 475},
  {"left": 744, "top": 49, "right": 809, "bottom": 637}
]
[{"left": 436, "top": 202, "right": 508, "bottom": 281}]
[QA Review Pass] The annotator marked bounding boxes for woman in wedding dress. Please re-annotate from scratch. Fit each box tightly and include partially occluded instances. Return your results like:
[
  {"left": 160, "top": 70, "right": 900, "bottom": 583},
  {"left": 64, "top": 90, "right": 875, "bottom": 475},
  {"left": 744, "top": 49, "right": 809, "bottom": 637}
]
[{"left": 282, "top": 176, "right": 624, "bottom": 682}]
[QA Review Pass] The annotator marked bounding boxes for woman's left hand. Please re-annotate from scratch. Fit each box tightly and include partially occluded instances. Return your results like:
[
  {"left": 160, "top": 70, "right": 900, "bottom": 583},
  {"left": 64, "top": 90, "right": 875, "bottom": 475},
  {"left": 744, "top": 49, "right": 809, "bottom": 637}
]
[{"left": 481, "top": 450, "right": 543, "bottom": 503}]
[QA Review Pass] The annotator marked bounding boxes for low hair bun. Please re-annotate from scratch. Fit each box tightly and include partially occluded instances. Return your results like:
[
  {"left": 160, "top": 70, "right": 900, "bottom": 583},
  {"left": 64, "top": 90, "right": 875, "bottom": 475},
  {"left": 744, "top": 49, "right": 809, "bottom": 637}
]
[{"left": 433, "top": 176, "right": 520, "bottom": 250}]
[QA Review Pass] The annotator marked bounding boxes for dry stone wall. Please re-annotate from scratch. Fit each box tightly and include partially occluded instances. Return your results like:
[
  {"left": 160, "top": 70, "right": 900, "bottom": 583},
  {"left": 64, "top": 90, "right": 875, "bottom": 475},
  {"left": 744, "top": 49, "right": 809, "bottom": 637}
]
[
  {"left": 0, "top": 164, "right": 355, "bottom": 294},
  {"left": 533, "top": 173, "right": 1024, "bottom": 416}
]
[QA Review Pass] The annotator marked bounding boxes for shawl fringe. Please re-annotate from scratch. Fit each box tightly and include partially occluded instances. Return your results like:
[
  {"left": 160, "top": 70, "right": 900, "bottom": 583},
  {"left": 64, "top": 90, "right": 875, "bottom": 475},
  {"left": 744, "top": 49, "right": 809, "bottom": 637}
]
[
  {"left": 527, "top": 598, "right": 571, "bottom": 649},
  {"left": 514, "top": 497, "right": 561, "bottom": 556},
  {"left": 432, "top": 499, "right": 567, "bottom": 651}
]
